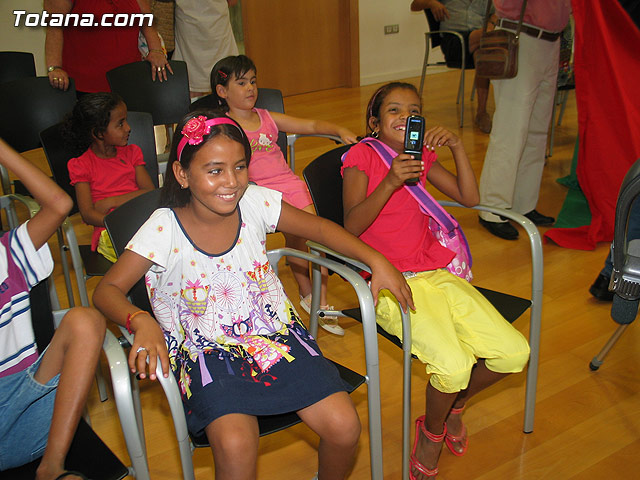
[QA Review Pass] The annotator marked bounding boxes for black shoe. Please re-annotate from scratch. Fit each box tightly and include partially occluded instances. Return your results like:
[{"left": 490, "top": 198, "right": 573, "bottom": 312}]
[
  {"left": 479, "top": 217, "right": 519, "bottom": 240},
  {"left": 589, "top": 273, "right": 614, "bottom": 301},
  {"left": 524, "top": 210, "right": 555, "bottom": 226}
]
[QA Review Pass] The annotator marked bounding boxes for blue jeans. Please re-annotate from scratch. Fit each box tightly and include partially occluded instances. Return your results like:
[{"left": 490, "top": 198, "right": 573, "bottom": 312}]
[{"left": 0, "top": 348, "right": 59, "bottom": 470}]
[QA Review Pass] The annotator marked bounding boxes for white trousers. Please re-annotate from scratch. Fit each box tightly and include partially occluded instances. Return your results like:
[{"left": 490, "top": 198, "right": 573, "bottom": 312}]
[
  {"left": 173, "top": 0, "right": 239, "bottom": 92},
  {"left": 479, "top": 33, "right": 560, "bottom": 222}
]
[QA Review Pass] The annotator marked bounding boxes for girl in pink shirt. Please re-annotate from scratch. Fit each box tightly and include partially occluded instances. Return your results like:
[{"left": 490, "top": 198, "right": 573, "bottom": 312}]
[
  {"left": 342, "top": 82, "right": 530, "bottom": 479},
  {"left": 65, "top": 93, "right": 155, "bottom": 262},
  {"left": 210, "top": 55, "right": 358, "bottom": 335}
]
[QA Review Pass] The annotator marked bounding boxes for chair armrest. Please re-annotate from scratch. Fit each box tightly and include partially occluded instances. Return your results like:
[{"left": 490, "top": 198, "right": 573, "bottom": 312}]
[
  {"left": 285, "top": 134, "right": 344, "bottom": 172},
  {"left": 305, "top": 240, "right": 371, "bottom": 274}
]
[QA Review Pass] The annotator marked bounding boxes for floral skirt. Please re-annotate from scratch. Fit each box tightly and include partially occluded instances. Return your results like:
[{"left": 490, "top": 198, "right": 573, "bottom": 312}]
[{"left": 174, "top": 323, "right": 347, "bottom": 436}]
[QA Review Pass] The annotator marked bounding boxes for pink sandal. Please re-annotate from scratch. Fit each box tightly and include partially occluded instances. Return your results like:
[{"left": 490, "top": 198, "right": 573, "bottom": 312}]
[
  {"left": 409, "top": 415, "right": 446, "bottom": 479},
  {"left": 444, "top": 406, "right": 468, "bottom": 456}
]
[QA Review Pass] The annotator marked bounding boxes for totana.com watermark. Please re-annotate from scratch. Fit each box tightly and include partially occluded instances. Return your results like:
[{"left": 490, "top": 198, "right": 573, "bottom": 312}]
[{"left": 13, "top": 10, "right": 153, "bottom": 28}]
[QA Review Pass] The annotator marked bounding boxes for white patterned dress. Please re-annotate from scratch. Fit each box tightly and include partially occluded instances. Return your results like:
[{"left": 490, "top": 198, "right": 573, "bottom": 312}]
[{"left": 127, "top": 185, "right": 345, "bottom": 434}]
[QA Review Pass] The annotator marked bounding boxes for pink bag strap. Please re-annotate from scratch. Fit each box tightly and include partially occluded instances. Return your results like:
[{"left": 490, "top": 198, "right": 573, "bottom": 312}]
[{"left": 358, "top": 137, "right": 458, "bottom": 234}]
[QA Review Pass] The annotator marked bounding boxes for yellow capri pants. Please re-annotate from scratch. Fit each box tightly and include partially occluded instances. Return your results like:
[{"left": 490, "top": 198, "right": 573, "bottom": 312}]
[{"left": 376, "top": 269, "right": 530, "bottom": 393}]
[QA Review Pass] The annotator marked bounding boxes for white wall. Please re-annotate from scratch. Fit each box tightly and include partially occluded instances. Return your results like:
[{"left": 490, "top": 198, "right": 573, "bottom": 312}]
[
  {"left": 358, "top": 0, "right": 445, "bottom": 86},
  {"left": 1, "top": 1, "right": 47, "bottom": 75}
]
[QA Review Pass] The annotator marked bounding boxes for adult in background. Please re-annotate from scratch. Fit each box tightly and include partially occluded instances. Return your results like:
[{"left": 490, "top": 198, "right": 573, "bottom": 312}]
[
  {"left": 173, "top": 0, "right": 239, "bottom": 98},
  {"left": 410, "top": 0, "right": 497, "bottom": 134},
  {"left": 478, "top": 0, "right": 571, "bottom": 240},
  {"left": 45, "top": 0, "right": 171, "bottom": 95}
]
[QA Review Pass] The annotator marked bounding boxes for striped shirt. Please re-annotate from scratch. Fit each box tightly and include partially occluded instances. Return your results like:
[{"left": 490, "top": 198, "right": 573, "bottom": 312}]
[{"left": 0, "top": 223, "right": 54, "bottom": 378}]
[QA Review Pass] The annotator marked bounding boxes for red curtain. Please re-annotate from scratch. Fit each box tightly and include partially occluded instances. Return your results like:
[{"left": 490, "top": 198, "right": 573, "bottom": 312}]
[{"left": 544, "top": 0, "right": 640, "bottom": 250}]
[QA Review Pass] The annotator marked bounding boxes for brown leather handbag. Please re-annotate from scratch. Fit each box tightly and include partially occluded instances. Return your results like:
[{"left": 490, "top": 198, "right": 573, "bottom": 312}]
[{"left": 475, "top": 0, "right": 528, "bottom": 79}]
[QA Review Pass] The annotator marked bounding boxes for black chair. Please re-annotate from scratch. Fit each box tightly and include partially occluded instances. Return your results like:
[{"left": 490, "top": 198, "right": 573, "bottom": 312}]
[
  {"left": 0, "top": 51, "right": 36, "bottom": 85},
  {"left": 0, "top": 280, "right": 128, "bottom": 480},
  {"left": 303, "top": 144, "right": 543, "bottom": 479},
  {"left": 103, "top": 189, "right": 395, "bottom": 479},
  {"left": 419, "top": 9, "right": 472, "bottom": 127},
  {"left": 127, "top": 111, "right": 160, "bottom": 187},
  {"left": 0, "top": 77, "right": 76, "bottom": 154},
  {"left": 190, "top": 88, "right": 341, "bottom": 172},
  {"left": 106, "top": 60, "right": 190, "bottom": 127}
]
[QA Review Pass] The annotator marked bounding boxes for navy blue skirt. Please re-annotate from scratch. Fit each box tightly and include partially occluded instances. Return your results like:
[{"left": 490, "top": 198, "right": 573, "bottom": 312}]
[{"left": 174, "top": 322, "right": 347, "bottom": 436}]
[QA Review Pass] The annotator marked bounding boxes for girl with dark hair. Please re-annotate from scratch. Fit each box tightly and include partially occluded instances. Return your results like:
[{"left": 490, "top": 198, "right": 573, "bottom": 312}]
[
  {"left": 65, "top": 92, "right": 155, "bottom": 262},
  {"left": 209, "top": 54, "right": 358, "bottom": 336},
  {"left": 342, "top": 82, "right": 530, "bottom": 479},
  {"left": 94, "top": 110, "right": 414, "bottom": 480}
]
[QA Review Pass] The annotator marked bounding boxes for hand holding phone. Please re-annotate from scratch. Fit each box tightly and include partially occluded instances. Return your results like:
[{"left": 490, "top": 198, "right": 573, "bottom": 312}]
[{"left": 403, "top": 115, "right": 425, "bottom": 184}]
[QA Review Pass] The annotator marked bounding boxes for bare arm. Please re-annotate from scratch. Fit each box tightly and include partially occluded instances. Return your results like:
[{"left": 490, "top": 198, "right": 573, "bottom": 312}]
[
  {"left": 424, "top": 127, "right": 479, "bottom": 207},
  {"left": 410, "top": 0, "right": 450, "bottom": 21},
  {"left": 270, "top": 112, "right": 358, "bottom": 145},
  {"left": 44, "top": 0, "right": 72, "bottom": 91},
  {"left": 277, "top": 202, "right": 414, "bottom": 312},
  {"left": 343, "top": 153, "right": 425, "bottom": 236},
  {"left": 93, "top": 250, "right": 169, "bottom": 379},
  {"left": 77, "top": 166, "right": 156, "bottom": 226},
  {"left": 137, "top": 0, "right": 173, "bottom": 81},
  {"left": 0, "top": 139, "right": 72, "bottom": 249}
]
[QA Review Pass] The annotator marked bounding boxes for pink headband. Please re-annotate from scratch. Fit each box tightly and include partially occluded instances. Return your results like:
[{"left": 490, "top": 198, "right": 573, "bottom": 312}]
[{"left": 177, "top": 116, "right": 240, "bottom": 162}]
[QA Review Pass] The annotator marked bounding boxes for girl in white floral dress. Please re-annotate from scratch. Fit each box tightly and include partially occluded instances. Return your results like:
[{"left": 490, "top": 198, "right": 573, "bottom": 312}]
[{"left": 94, "top": 111, "right": 414, "bottom": 479}]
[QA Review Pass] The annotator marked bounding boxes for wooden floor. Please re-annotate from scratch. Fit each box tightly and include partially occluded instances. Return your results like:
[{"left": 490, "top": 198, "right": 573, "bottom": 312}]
[{"left": 41, "top": 70, "right": 640, "bottom": 479}]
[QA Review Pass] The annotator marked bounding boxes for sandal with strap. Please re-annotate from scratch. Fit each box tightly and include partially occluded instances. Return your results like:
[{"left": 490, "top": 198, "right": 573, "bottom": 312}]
[
  {"left": 445, "top": 406, "right": 468, "bottom": 457},
  {"left": 410, "top": 415, "right": 446, "bottom": 480}
]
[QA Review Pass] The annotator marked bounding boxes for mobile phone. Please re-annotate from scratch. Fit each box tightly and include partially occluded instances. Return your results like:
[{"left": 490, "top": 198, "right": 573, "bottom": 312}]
[{"left": 404, "top": 115, "right": 425, "bottom": 184}]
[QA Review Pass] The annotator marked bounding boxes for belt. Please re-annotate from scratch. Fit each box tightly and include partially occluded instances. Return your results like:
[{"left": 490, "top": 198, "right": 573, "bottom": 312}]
[{"left": 497, "top": 19, "right": 561, "bottom": 42}]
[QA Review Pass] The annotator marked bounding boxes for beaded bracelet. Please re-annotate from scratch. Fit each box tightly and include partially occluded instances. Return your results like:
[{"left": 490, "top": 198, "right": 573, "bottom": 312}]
[
  {"left": 147, "top": 48, "right": 166, "bottom": 56},
  {"left": 126, "top": 310, "right": 147, "bottom": 334}
]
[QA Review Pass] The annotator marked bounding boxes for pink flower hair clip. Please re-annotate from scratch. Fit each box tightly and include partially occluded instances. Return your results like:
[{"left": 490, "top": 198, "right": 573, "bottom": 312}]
[
  {"left": 176, "top": 116, "right": 240, "bottom": 162},
  {"left": 181, "top": 116, "right": 211, "bottom": 146}
]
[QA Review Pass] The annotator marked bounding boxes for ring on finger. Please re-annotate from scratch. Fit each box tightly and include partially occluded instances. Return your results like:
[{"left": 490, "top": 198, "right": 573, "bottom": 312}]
[
  {"left": 136, "top": 346, "right": 147, "bottom": 354},
  {"left": 157, "top": 67, "right": 162, "bottom": 72}
]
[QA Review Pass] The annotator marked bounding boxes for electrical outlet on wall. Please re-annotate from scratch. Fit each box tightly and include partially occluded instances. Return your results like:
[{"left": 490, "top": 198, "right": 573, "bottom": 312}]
[{"left": 384, "top": 24, "right": 399, "bottom": 35}]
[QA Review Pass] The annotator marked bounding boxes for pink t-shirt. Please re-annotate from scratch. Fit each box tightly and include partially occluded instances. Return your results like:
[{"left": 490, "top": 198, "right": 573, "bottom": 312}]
[
  {"left": 68, "top": 144, "right": 145, "bottom": 249},
  {"left": 243, "top": 108, "right": 312, "bottom": 210},
  {"left": 494, "top": 0, "right": 571, "bottom": 32},
  {"left": 341, "top": 142, "right": 455, "bottom": 273}
]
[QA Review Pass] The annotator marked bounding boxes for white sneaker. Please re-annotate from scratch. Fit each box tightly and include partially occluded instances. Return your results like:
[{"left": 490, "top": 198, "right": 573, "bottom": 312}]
[{"left": 299, "top": 294, "right": 345, "bottom": 336}]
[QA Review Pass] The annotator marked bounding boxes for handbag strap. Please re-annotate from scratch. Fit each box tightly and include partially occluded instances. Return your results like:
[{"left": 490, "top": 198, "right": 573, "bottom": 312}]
[
  {"left": 482, "top": 0, "right": 528, "bottom": 36},
  {"left": 358, "top": 138, "right": 459, "bottom": 235}
]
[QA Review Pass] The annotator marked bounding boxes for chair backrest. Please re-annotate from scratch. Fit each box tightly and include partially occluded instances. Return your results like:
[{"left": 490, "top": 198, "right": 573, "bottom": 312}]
[
  {"left": 302, "top": 144, "right": 353, "bottom": 227},
  {"left": 0, "top": 77, "right": 76, "bottom": 152},
  {"left": 104, "top": 189, "right": 162, "bottom": 312},
  {"left": 127, "top": 111, "right": 160, "bottom": 188},
  {"left": 189, "top": 87, "right": 288, "bottom": 158},
  {"left": 424, "top": 9, "right": 443, "bottom": 48},
  {"left": 40, "top": 121, "right": 161, "bottom": 215},
  {"left": 106, "top": 60, "right": 190, "bottom": 126},
  {"left": 0, "top": 51, "right": 36, "bottom": 85}
]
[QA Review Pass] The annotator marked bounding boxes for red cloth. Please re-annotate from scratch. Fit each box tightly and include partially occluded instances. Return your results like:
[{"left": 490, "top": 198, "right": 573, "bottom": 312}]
[
  {"left": 341, "top": 142, "right": 455, "bottom": 272},
  {"left": 544, "top": 0, "right": 640, "bottom": 250},
  {"left": 68, "top": 144, "right": 144, "bottom": 249},
  {"left": 62, "top": 0, "right": 142, "bottom": 92}
]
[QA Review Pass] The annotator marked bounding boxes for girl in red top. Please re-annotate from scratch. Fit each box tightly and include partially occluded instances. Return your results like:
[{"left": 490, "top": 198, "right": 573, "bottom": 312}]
[
  {"left": 342, "top": 82, "right": 530, "bottom": 479},
  {"left": 65, "top": 93, "right": 155, "bottom": 262}
]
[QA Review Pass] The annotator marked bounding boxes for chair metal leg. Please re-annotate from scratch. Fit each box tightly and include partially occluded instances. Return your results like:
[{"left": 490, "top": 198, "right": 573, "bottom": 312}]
[
  {"left": 157, "top": 366, "right": 196, "bottom": 480},
  {"left": 103, "top": 330, "right": 151, "bottom": 480},
  {"left": 56, "top": 227, "right": 75, "bottom": 307},
  {"left": 590, "top": 324, "right": 630, "bottom": 371},
  {"left": 401, "top": 309, "right": 412, "bottom": 480},
  {"left": 419, "top": 34, "right": 430, "bottom": 98},
  {"left": 548, "top": 92, "right": 559, "bottom": 157},
  {"left": 557, "top": 90, "right": 569, "bottom": 126}
]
